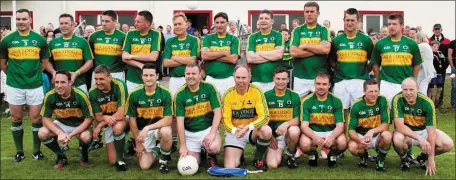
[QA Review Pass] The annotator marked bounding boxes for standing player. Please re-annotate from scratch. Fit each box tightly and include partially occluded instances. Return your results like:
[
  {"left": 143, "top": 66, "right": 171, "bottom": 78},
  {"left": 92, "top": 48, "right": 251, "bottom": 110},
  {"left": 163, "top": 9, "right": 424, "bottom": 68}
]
[
  {"left": 88, "top": 10, "right": 126, "bottom": 83},
  {"left": 0, "top": 9, "right": 50, "bottom": 162},
  {"left": 347, "top": 79, "right": 392, "bottom": 171},
  {"left": 246, "top": 9, "right": 284, "bottom": 93},
  {"left": 163, "top": 12, "right": 200, "bottom": 95},
  {"left": 299, "top": 72, "right": 347, "bottom": 168},
  {"left": 392, "top": 78, "right": 453, "bottom": 175},
  {"left": 47, "top": 13, "right": 94, "bottom": 93},
  {"left": 175, "top": 63, "right": 222, "bottom": 167},
  {"left": 222, "top": 65, "right": 271, "bottom": 171},
  {"left": 370, "top": 14, "right": 422, "bottom": 105},
  {"left": 330, "top": 8, "right": 374, "bottom": 116},
  {"left": 122, "top": 10, "right": 161, "bottom": 93},
  {"left": 38, "top": 70, "right": 93, "bottom": 168},
  {"left": 126, "top": 63, "right": 173, "bottom": 173},
  {"left": 89, "top": 65, "right": 128, "bottom": 171},
  {"left": 201, "top": 12, "right": 240, "bottom": 97},
  {"left": 264, "top": 66, "right": 301, "bottom": 169},
  {"left": 290, "top": 2, "right": 331, "bottom": 98}
]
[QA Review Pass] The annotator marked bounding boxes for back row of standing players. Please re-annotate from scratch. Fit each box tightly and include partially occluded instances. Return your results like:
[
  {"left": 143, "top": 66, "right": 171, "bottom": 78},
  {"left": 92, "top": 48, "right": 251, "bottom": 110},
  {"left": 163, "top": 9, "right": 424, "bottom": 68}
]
[{"left": 0, "top": 1, "right": 453, "bottom": 176}]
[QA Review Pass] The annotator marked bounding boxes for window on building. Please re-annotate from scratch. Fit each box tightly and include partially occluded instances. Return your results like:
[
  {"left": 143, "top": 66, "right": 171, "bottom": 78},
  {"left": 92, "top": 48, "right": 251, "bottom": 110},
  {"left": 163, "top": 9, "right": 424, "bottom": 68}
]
[
  {"left": 358, "top": 11, "right": 404, "bottom": 34},
  {"left": 249, "top": 10, "right": 304, "bottom": 31},
  {"left": 0, "top": 11, "right": 34, "bottom": 30},
  {"left": 76, "top": 11, "right": 137, "bottom": 27}
]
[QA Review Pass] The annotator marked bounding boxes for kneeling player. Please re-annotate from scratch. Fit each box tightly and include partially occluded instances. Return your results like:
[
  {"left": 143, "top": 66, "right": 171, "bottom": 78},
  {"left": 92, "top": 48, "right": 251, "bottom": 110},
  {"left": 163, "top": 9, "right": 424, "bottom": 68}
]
[
  {"left": 265, "top": 66, "right": 301, "bottom": 169},
  {"left": 127, "top": 63, "right": 173, "bottom": 173},
  {"left": 38, "top": 70, "right": 93, "bottom": 168},
  {"left": 348, "top": 79, "right": 392, "bottom": 171},
  {"left": 392, "top": 78, "right": 453, "bottom": 176},
  {"left": 175, "top": 63, "right": 222, "bottom": 167},
  {"left": 222, "top": 65, "right": 272, "bottom": 171},
  {"left": 89, "top": 65, "right": 128, "bottom": 171},
  {"left": 299, "top": 72, "right": 347, "bottom": 168}
]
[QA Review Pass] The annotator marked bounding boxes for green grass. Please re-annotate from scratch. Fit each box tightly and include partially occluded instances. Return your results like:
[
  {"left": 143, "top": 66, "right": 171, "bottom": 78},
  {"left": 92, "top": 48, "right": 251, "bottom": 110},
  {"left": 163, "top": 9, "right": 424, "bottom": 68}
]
[{"left": 1, "top": 79, "right": 455, "bottom": 179}]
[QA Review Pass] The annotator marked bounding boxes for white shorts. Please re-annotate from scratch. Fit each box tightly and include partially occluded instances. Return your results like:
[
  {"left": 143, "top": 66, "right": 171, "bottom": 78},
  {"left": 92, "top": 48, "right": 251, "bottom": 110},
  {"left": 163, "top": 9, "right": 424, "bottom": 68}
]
[
  {"left": 76, "top": 84, "right": 88, "bottom": 94},
  {"left": 224, "top": 130, "right": 254, "bottom": 150},
  {"left": 126, "top": 80, "right": 143, "bottom": 93},
  {"left": 143, "top": 129, "right": 160, "bottom": 153},
  {"left": 103, "top": 126, "right": 126, "bottom": 144},
  {"left": 357, "top": 133, "right": 378, "bottom": 149},
  {"left": 380, "top": 80, "right": 402, "bottom": 106},
  {"left": 313, "top": 130, "right": 333, "bottom": 138},
  {"left": 185, "top": 127, "right": 215, "bottom": 152},
  {"left": 276, "top": 135, "right": 286, "bottom": 150},
  {"left": 411, "top": 129, "right": 428, "bottom": 146},
  {"left": 54, "top": 120, "right": 77, "bottom": 134},
  {"left": 169, "top": 77, "right": 186, "bottom": 96},
  {"left": 293, "top": 77, "right": 315, "bottom": 97},
  {"left": 6, "top": 84, "right": 44, "bottom": 105},
  {"left": 91, "top": 71, "right": 125, "bottom": 86},
  {"left": 334, "top": 79, "right": 365, "bottom": 109},
  {"left": 205, "top": 75, "right": 235, "bottom": 97},
  {"left": 252, "top": 82, "right": 274, "bottom": 93}
]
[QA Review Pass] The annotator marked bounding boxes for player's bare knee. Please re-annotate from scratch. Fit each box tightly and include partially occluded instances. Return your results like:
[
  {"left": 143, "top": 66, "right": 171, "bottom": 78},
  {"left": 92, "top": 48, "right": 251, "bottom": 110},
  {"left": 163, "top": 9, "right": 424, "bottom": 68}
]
[
  {"left": 79, "top": 131, "right": 93, "bottom": 143},
  {"left": 113, "top": 122, "right": 125, "bottom": 134},
  {"left": 380, "top": 131, "right": 392, "bottom": 143},
  {"left": 159, "top": 126, "right": 172, "bottom": 140},
  {"left": 10, "top": 114, "right": 23, "bottom": 123},
  {"left": 288, "top": 126, "right": 301, "bottom": 140},
  {"left": 259, "top": 125, "right": 272, "bottom": 139},
  {"left": 267, "top": 161, "right": 279, "bottom": 169},
  {"left": 38, "top": 127, "right": 50, "bottom": 140}
]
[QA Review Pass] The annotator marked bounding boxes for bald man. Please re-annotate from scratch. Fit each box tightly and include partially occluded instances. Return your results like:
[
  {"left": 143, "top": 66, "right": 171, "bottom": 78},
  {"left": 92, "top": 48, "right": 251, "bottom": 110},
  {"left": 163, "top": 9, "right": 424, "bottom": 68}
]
[{"left": 391, "top": 78, "right": 453, "bottom": 175}]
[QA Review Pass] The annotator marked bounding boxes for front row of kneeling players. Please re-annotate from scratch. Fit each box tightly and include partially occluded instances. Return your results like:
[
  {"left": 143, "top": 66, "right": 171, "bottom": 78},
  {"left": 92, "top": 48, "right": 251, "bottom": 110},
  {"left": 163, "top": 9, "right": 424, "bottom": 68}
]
[{"left": 38, "top": 63, "right": 453, "bottom": 175}]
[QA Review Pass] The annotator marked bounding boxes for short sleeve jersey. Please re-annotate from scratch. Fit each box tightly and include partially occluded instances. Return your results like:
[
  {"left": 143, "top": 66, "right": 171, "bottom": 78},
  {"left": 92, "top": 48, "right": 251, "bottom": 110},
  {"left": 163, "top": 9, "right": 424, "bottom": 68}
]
[
  {"left": 49, "top": 35, "right": 94, "bottom": 87},
  {"left": 301, "top": 92, "right": 344, "bottom": 132},
  {"left": 247, "top": 30, "right": 284, "bottom": 82},
  {"left": 392, "top": 92, "right": 436, "bottom": 131},
  {"left": 40, "top": 87, "right": 93, "bottom": 127},
  {"left": 330, "top": 32, "right": 374, "bottom": 83},
  {"left": 89, "top": 78, "right": 128, "bottom": 115},
  {"left": 370, "top": 36, "right": 423, "bottom": 84},
  {"left": 122, "top": 29, "right": 161, "bottom": 84},
  {"left": 88, "top": 29, "right": 126, "bottom": 73},
  {"left": 202, "top": 33, "right": 240, "bottom": 79},
  {"left": 0, "top": 30, "right": 50, "bottom": 89},
  {"left": 290, "top": 24, "right": 331, "bottom": 79},
  {"left": 126, "top": 84, "right": 172, "bottom": 130},
  {"left": 174, "top": 81, "right": 221, "bottom": 132},
  {"left": 265, "top": 88, "right": 300, "bottom": 135},
  {"left": 163, "top": 34, "right": 200, "bottom": 78},
  {"left": 348, "top": 95, "right": 390, "bottom": 135}
]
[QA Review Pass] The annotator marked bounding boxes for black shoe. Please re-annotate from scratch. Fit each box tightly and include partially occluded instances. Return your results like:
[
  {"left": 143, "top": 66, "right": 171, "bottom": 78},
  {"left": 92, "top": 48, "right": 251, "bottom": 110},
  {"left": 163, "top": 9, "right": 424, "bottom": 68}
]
[
  {"left": 253, "top": 159, "right": 268, "bottom": 171},
  {"left": 116, "top": 161, "right": 128, "bottom": 171},
  {"left": 328, "top": 155, "right": 337, "bottom": 168},
  {"left": 376, "top": 161, "right": 386, "bottom": 172},
  {"left": 54, "top": 154, "right": 68, "bottom": 169},
  {"left": 159, "top": 162, "right": 169, "bottom": 174},
  {"left": 126, "top": 138, "right": 136, "bottom": 156},
  {"left": 358, "top": 151, "right": 368, "bottom": 168},
  {"left": 368, "top": 154, "right": 377, "bottom": 162},
  {"left": 32, "top": 151, "right": 44, "bottom": 160},
  {"left": 79, "top": 151, "right": 90, "bottom": 167},
  {"left": 286, "top": 155, "right": 298, "bottom": 169},
  {"left": 400, "top": 160, "right": 410, "bottom": 171},
  {"left": 170, "top": 144, "right": 178, "bottom": 154},
  {"left": 416, "top": 153, "right": 428, "bottom": 169},
  {"left": 13, "top": 152, "right": 25, "bottom": 162},
  {"left": 407, "top": 154, "right": 419, "bottom": 165},
  {"left": 88, "top": 140, "right": 103, "bottom": 151},
  {"left": 308, "top": 154, "right": 318, "bottom": 167}
]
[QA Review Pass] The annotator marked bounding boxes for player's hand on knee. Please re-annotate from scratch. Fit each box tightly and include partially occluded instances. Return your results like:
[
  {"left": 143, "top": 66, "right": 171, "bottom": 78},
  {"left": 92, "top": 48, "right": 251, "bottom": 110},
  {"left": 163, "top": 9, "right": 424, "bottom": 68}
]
[
  {"left": 93, "top": 127, "right": 101, "bottom": 139},
  {"left": 269, "top": 136, "right": 278, "bottom": 150},
  {"left": 324, "top": 135, "right": 335, "bottom": 147},
  {"left": 426, "top": 159, "right": 437, "bottom": 176},
  {"left": 58, "top": 132, "right": 69, "bottom": 145},
  {"left": 316, "top": 136, "right": 325, "bottom": 147},
  {"left": 419, "top": 138, "right": 431, "bottom": 154},
  {"left": 135, "top": 144, "right": 145, "bottom": 159},
  {"left": 363, "top": 130, "right": 374, "bottom": 143},
  {"left": 137, "top": 129, "right": 148, "bottom": 144},
  {"left": 203, "top": 133, "right": 216, "bottom": 148},
  {"left": 276, "top": 123, "right": 289, "bottom": 136}
]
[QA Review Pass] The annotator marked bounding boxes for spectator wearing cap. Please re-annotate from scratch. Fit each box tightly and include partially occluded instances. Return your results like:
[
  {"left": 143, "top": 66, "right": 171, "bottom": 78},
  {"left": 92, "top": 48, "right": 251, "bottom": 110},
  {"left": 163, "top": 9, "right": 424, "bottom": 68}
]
[
  {"left": 428, "top": 23, "right": 451, "bottom": 108},
  {"left": 209, "top": 25, "right": 216, "bottom": 34},
  {"left": 186, "top": 19, "right": 195, "bottom": 35}
]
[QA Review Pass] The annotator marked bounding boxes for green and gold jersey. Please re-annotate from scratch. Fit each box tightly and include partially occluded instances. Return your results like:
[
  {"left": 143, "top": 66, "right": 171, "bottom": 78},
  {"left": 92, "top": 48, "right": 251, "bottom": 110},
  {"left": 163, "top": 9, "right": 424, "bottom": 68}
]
[
  {"left": 163, "top": 34, "right": 200, "bottom": 78},
  {"left": 0, "top": 30, "right": 50, "bottom": 89},
  {"left": 122, "top": 29, "right": 161, "bottom": 84},
  {"left": 40, "top": 87, "right": 93, "bottom": 127},
  {"left": 290, "top": 24, "right": 331, "bottom": 79},
  {"left": 392, "top": 92, "right": 436, "bottom": 131},
  {"left": 265, "top": 88, "right": 300, "bottom": 135},
  {"left": 202, "top": 33, "right": 240, "bottom": 79},
  {"left": 278, "top": 40, "right": 293, "bottom": 69},
  {"left": 247, "top": 30, "right": 284, "bottom": 82},
  {"left": 348, "top": 95, "right": 390, "bottom": 135},
  {"left": 126, "top": 84, "right": 172, "bottom": 130},
  {"left": 301, "top": 92, "right": 344, "bottom": 132},
  {"left": 330, "top": 32, "right": 374, "bottom": 83},
  {"left": 49, "top": 35, "right": 94, "bottom": 87},
  {"left": 89, "top": 78, "right": 127, "bottom": 116},
  {"left": 370, "top": 36, "right": 423, "bottom": 84},
  {"left": 174, "top": 81, "right": 221, "bottom": 132},
  {"left": 88, "top": 29, "right": 126, "bottom": 73}
]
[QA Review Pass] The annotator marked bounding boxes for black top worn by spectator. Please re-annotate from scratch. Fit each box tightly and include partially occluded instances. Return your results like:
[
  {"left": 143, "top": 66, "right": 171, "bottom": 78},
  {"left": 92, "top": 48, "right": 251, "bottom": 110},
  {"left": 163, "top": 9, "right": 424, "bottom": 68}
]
[
  {"left": 433, "top": 50, "right": 449, "bottom": 75},
  {"left": 449, "top": 40, "right": 456, "bottom": 64}
]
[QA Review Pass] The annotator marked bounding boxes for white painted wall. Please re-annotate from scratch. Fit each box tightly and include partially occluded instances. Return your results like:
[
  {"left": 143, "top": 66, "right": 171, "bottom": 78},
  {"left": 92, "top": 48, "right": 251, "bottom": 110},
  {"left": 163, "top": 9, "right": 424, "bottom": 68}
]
[{"left": 1, "top": 1, "right": 454, "bottom": 39}]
